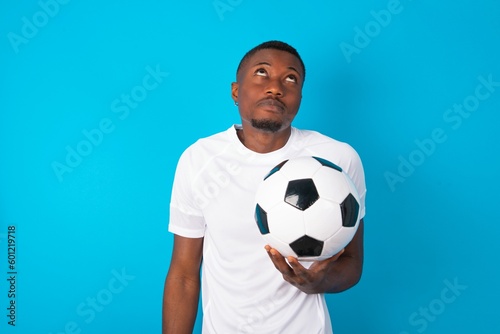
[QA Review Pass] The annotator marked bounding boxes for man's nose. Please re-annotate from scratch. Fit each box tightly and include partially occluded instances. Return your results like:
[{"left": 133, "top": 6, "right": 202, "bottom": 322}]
[{"left": 265, "top": 78, "right": 284, "bottom": 97}]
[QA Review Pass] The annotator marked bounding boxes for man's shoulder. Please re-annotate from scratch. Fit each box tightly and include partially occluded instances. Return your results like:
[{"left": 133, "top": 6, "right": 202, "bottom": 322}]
[
  {"left": 293, "top": 128, "right": 352, "bottom": 149},
  {"left": 292, "top": 127, "right": 361, "bottom": 162},
  {"left": 176, "top": 126, "right": 234, "bottom": 165},
  {"left": 186, "top": 126, "right": 233, "bottom": 151}
]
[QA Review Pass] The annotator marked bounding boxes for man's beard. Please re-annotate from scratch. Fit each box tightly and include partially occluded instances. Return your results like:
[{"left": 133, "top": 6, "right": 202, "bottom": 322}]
[{"left": 251, "top": 119, "right": 282, "bottom": 133}]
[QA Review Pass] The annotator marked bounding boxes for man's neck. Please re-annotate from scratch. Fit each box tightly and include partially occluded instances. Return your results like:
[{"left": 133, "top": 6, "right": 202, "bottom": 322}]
[{"left": 237, "top": 126, "right": 292, "bottom": 154}]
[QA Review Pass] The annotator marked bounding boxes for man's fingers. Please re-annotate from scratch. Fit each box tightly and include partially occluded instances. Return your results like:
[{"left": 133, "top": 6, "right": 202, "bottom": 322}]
[
  {"left": 287, "top": 256, "right": 305, "bottom": 272},
  {"left": 266, "top": 247, "right": 295, "bottom": 275},
  {"left": 287, "top": 257, "right": 312, "bottom": 280}
]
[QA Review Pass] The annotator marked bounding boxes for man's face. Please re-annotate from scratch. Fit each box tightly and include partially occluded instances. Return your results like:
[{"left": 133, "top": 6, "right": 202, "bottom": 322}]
[{"left": 232, "top": 49, "right": 304, "bottom": 133}]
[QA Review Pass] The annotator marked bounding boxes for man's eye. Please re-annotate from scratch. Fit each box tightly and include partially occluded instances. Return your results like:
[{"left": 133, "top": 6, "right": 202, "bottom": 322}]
[
  {"left": 255, "top": 68, "right": 267, "bottom": 76},
  {"left": 285, "top": 75, "right": 297, "bottom": 83}
]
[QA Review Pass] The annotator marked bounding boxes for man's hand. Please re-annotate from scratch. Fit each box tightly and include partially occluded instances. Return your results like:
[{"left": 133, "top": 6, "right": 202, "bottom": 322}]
[
  {"left": 265, "top": 218, "right": 364, "bottom": 294},
  {"left": 265, "top": 246, "right": 345, "bottom": 294}
]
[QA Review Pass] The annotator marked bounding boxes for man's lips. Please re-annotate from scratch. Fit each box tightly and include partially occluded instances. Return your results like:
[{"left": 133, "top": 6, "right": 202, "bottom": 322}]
[{"left": 256, "top": 98, "right": 286, "bottom": 113}]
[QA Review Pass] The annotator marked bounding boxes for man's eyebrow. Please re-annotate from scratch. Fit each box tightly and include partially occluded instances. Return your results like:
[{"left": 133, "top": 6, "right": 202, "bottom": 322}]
[
  {"left": 252, "top": 62, "right": 302, "bottom": 77},
  {"left": 287, "top": 66, "right": 301, "bottom": 77},
  {"left": 253, "top": 61, "right": 272, "bottom": 67}
]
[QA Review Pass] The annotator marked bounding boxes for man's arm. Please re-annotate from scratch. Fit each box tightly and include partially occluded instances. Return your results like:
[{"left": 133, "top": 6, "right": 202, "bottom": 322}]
[
  {"left": 162, "top": 235, "right": 204, "bottom": 334},
  {"left": 266, "top": 218, "right": 364, "bottom": 294}
]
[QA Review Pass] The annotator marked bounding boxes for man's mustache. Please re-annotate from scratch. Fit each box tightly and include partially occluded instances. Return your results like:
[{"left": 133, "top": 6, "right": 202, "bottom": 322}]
[{"left": 256, "top": 98, "right": 286, "bottom": 112}]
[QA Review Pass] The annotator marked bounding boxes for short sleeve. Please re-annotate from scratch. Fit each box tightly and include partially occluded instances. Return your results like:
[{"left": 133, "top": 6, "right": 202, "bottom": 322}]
[
  {"left": 342, "top": 144, "right": 367, "bottom": 220},
  {"left": 168, "top": 148, "right": 206, "bottom": 238}
]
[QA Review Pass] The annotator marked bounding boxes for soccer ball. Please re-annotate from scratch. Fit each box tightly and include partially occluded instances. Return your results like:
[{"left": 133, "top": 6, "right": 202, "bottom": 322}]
[{"left": 254, "top": 156, "right": 361, "bottom": 261}]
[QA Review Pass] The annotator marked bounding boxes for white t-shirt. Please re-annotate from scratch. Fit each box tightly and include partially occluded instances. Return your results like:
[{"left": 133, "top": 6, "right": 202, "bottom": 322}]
[{"left": 168, "top": 125, "right": 366, "bottom": 334}]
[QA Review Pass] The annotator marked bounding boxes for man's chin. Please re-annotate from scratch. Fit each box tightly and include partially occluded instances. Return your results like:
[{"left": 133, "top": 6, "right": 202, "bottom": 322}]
[{"left": 251, "top": 119, "right": 283, "bottom": 133}]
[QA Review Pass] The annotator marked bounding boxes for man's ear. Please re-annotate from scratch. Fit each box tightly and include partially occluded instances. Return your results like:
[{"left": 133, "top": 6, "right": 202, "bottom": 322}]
[{"left": 231, "top": 82, "right": 239, "bottom": 104}]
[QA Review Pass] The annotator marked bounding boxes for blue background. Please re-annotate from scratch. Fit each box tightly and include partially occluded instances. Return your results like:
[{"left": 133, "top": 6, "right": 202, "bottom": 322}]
[{"left": 1, "top": 0, "right": 499, "bottom": 333}]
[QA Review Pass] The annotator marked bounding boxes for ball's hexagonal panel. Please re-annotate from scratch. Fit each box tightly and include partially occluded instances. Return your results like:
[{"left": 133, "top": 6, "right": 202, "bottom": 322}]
[
  {"left": 343, "top": 171, "right": 361, "bottom": 200},
  {"left": 262, "top": 233, "right": 297, "bottom": 258},
  {"left": 266, "top": 204, "right": 305, "bottom": 243},
  {"left": 255, "top": 172, "right": 290, "bottom": 212},
  {"left": 312, "top": 167, "right": 351, "bottom": 204},
  {"left": 340, "top": 193, "right": 360, "bottom": 227},
  {"left": 303, "top": 198, "right": 342, "bottom": 240},
  {"left": 279, "top": 156, "right": 322, "bottom": 180},
  {"left": 263, "top": 159, "right": 289, "bottom": 180},
  {"left": 254, "top": 204, "right": 269, "bottom": 235},
  {"left": 312, "top": 156, "right": 342, "bottom": 172},
  {"left": 321, "top": 223, "right": 360, "bottom": 258},
  {"left": 284, "top": 178, "right": 319, "bottom": 210},
  {"left": 290, "top": 235, "right": 324, "bottom": 257}
]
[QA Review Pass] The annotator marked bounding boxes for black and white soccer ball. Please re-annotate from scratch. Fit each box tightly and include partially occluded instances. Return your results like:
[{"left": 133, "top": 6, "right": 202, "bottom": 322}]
[{"left": 254, "top": 156, "right": 361, "bottom": 261}]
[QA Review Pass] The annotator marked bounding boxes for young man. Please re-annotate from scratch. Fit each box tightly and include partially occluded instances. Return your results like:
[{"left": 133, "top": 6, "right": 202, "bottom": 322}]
[{"left": 163, "top": 41, "right": 366, "bottom": 334}]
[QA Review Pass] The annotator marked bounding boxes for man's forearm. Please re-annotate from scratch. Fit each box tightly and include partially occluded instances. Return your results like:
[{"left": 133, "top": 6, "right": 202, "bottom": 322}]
[
  {"left": 162, "top": 275, "right": 200, "bottom": 334},
  {"left": 323, "top": 219, "right": 364, "bottom": 293},
  {"left": 322, "top": 254, "right": 363, "bottom": 293},
  {"left": 314, "top": 219, "right": 364, "bottom": 294}
]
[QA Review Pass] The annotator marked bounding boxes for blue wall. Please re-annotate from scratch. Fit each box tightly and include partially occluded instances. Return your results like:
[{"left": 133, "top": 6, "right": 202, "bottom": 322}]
[{"left": 1, "top": 1, "right": 499, "bottom": 333}]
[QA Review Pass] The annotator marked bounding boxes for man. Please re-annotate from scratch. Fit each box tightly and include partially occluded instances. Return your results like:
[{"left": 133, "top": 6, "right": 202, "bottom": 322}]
[{"left": 163, "top": 40, "right": 366, "bottom": 333}]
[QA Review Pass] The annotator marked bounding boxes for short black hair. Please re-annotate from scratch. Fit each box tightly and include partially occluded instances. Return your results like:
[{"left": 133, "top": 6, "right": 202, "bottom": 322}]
[{"left": 236, "top": 40, "right": 306, "bottom": 82}]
